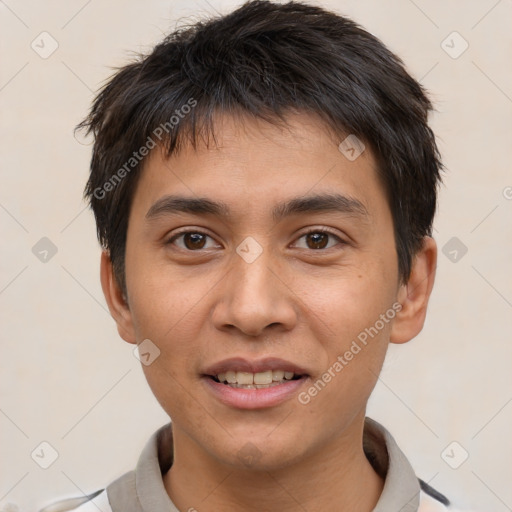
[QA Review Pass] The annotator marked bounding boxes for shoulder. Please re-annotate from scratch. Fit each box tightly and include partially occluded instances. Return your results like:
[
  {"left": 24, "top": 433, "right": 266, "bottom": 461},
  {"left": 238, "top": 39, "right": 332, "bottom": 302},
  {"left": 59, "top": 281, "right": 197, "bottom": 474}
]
[{"left": 38, "top": 490, "right": 111, "bottom": 512}]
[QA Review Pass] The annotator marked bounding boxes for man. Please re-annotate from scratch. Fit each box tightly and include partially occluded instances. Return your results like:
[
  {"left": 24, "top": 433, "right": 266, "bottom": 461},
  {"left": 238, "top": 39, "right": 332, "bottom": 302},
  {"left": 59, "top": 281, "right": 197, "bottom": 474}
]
[{"left": 42, "top": 1, "right": 470, "bottom": 510}]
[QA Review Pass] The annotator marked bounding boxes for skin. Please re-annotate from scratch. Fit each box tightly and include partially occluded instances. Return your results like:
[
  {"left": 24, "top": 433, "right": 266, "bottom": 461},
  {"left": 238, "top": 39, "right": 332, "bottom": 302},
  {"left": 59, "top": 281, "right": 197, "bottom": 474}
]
[{"left": 101, "top": 112, "right": 437, "bottom": 512}]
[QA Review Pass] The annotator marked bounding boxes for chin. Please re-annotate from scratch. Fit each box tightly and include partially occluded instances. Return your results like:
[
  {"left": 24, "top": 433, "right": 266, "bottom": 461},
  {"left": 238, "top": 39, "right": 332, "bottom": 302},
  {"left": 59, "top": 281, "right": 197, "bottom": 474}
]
[{"left": 210, "top": 432, "right": 305, "bottom": 471}]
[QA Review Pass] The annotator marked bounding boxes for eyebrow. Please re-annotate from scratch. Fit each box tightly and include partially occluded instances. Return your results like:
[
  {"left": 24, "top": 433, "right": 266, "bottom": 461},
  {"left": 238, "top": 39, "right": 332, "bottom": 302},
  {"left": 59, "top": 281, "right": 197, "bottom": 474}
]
[{"left": 145, "top": 193, "right": 369, "bottom": 223}]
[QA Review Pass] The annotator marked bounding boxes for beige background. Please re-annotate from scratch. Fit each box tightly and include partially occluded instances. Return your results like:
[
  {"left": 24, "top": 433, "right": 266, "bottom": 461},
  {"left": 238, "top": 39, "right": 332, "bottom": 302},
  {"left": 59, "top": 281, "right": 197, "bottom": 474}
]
[{"left": 1, "top": 0, "right": 511, "bottom": 510}]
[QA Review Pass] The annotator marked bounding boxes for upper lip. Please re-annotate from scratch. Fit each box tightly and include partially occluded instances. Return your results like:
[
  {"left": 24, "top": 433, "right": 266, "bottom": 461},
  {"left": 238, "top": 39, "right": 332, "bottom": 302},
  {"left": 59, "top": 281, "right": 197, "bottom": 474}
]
[{"left": 202, "top": 357, "right": 309, "bottom": 376}]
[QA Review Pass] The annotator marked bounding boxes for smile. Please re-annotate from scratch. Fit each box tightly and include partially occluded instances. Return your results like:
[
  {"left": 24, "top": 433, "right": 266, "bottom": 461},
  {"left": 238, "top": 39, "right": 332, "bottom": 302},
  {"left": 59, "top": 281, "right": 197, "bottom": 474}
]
[{"left": 212, "top": 370, "right": 301, "bottom": 388}]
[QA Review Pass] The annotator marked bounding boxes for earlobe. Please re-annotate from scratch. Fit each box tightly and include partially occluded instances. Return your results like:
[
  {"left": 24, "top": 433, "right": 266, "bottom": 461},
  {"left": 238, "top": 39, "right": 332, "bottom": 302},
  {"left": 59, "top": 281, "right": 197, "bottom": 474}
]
[
  {"left": 100, "top": 251, "right": 137, "bottom": 344},
  {"left": 390, "top": 237, "right": 437, "bottom": 345}
]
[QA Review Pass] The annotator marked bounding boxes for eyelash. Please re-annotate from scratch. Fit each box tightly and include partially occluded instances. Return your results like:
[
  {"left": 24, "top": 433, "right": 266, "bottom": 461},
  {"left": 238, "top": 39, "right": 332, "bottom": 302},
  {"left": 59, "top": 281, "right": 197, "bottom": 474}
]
[{"left": 166, "top": 227, "right": 345, "bottom": 251}]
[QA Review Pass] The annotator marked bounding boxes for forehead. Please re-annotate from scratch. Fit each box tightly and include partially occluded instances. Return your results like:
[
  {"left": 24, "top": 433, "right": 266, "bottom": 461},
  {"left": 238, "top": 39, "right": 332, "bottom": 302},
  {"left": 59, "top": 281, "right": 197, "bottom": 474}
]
[{"left": 131, "top": 112, "right": 388, "bottom": 223}]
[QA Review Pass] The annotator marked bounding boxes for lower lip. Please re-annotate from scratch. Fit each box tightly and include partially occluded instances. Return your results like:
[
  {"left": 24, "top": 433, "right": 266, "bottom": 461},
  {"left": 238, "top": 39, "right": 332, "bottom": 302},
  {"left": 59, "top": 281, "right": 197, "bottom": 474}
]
[{"left": 202, "top": 376, "right": 308, "bottom": 410}]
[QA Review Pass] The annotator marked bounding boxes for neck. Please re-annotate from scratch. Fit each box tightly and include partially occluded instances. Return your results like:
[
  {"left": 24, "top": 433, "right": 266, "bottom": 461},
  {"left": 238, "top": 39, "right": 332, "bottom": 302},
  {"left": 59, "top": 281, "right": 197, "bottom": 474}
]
[{"left": 163, "top": 416, "right": 384, "bottom": 512}]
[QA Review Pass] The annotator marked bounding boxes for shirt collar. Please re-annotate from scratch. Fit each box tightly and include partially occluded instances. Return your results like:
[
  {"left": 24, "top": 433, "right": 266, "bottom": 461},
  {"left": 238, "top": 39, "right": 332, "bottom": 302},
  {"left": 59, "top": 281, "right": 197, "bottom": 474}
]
[
  {"left": 108, "top": 417, "right": 421, "bottom": 511},
  {"left": 363, "top": 417, "right": 421, "bottom": 511}
]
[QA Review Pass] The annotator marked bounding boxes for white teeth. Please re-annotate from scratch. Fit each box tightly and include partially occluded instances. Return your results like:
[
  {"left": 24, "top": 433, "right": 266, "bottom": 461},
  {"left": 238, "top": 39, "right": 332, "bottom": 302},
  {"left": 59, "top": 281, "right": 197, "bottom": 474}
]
[
  {"left": 214, "top": 370, "right": 299, "bottom": 386},
  {"left": 254, "top": 370, "right": 273, "bottom": 385},
  {"left": 236, "top": 371, "right": 254, "bottom": 385},
  {"left": 228, "top": 382, "right": 283, "bottom": 389},
  {"left": 272, "top": 370, "right": 285, "bottom": 381},
  {"left": 226, "top": 371, "right": 237, "bottom": 383}
]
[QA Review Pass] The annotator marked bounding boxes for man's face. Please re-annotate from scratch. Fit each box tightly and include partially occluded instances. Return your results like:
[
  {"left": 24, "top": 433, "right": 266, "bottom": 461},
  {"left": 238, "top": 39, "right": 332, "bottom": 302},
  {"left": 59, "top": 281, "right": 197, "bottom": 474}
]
[{"left": 122, "top": 113, "right": 401, "bottom": 469}]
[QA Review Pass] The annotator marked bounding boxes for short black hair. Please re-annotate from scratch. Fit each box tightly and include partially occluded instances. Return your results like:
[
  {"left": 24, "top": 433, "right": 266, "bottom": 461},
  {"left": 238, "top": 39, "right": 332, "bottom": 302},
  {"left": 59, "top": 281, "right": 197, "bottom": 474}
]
[{"left": 80, "top": 0, "right": 442, "bottom": 294}]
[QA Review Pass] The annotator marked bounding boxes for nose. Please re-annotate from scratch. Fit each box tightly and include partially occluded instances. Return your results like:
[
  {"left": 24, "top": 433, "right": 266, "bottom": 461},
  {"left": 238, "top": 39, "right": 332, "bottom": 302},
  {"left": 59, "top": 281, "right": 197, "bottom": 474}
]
[{"left": 211, "top": 247, "right": 298, "bottom": 338}]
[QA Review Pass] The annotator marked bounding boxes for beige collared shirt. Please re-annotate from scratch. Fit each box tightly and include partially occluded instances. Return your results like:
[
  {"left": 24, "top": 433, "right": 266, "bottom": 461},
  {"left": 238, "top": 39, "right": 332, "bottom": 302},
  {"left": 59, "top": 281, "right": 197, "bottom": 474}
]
[{"left": 41, "top": 418, "right": 460, "bottom": 512}]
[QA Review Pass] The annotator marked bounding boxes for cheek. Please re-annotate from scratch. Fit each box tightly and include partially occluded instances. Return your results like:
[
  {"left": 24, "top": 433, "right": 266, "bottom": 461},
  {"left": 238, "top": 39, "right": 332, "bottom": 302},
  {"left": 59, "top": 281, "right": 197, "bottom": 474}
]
[
  {"left": 132, "top": 290, "right": 208, "bottom": 420},
  {"left": 126, "top": 250, "right": 209, "bottom": 339},
  {"left": 297, "top": 268, "right": 396, "bottom": 411},
  {"left": 130, "top": 290, "right": 206, "bottom": 365},
  {"left": 303, "top": 268, "right": 396, "bottom": 345},
  {"left": 297, "top": 280, "right": 393, "bottom": 425},
  {"left": 126, "top": 274, "right": 207, "bottom": 412}
]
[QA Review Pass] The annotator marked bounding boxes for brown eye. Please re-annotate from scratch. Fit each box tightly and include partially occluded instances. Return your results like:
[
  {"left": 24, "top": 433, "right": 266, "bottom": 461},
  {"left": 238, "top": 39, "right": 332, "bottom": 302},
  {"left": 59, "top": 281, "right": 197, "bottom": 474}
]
[
  {"left": 306, "top": 232, "right": 329, "bottom": 249},
  {"left": 168, "top": 231, "right": 218, "bottom": 251},
  {"left": 294, "top": 229, "right": 343, "bottom": 250},
  {"left": 183, "top": 233, "right": 207, "bottom": 250}
]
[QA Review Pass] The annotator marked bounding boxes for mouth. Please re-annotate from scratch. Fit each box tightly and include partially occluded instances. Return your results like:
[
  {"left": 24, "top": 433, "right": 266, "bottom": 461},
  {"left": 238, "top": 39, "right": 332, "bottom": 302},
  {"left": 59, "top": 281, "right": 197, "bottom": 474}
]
[
  {"left": 201, "top": 357, "right": 310, "bottom": 409},
  {"left": 207, "top": 370, "right": 304, "bottom": 389}
]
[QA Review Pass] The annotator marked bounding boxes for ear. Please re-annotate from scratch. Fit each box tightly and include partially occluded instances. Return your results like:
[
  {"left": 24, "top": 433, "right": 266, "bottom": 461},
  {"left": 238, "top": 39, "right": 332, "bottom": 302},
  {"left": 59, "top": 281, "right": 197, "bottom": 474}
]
[
  {"left": 100, "top": 251, "right": 137, "bottom": 344},
  {"left": 390, "top": 236, "right": 437, "bottom": 345}
]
